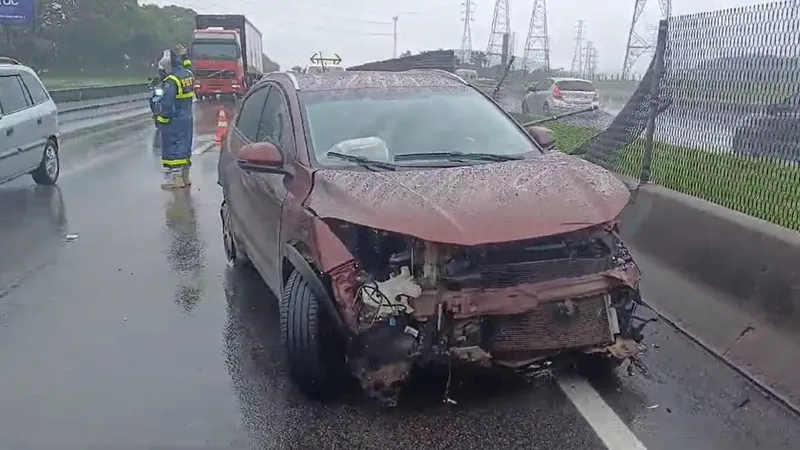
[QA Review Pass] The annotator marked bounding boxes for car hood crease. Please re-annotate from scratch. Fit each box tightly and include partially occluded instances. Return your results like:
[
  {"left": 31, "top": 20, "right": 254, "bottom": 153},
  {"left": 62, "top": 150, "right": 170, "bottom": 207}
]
[{"left": 306, "top": 152, "right": 631, "bottom": 245}]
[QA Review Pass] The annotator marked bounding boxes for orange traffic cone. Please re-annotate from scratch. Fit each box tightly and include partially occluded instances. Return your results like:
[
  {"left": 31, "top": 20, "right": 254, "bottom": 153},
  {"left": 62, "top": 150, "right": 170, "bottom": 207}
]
[{"left": 214, "top": 107, "right": 228, "bottom": 144}]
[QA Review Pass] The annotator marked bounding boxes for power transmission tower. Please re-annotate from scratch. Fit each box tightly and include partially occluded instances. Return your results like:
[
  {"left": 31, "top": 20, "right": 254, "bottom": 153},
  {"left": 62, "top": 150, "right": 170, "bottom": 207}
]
[
  {"left": 583, "top": 41, "right": 597, "bottom": 79},
  {"left": 521, "top": 0, "right": 550, "bottom": 72},
  {"left": 486, "top": 0, "right": 511, "bottom": 67},
  {"left": 459, "top": 0, "right": 475, "bottom": 63},
  {"left": 570, "top": 20, "right": 585, "bottom": 75},
  {"left": 622, "top": 0, "right": 671, "bottom": 79}
]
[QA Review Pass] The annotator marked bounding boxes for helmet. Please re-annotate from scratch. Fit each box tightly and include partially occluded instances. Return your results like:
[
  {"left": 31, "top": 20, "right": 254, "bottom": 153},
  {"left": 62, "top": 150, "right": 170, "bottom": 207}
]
[
  {"left": 157, "top": 49, "right": 172, "bottom": 74},
  {"left": 157, "top": 49, "right": 182, "bottom": 74}
]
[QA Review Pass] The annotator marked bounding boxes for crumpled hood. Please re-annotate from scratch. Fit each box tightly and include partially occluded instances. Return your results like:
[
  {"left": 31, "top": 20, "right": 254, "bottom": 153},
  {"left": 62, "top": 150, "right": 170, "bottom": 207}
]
[{"left": 306, "top": 152, "right": 630, "bottom": 245}]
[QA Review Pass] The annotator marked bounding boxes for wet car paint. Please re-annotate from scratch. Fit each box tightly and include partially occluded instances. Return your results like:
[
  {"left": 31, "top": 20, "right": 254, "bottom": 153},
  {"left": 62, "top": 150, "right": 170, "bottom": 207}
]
[{"left": 0, "top": 117, "right": 799, "bottom": 449}]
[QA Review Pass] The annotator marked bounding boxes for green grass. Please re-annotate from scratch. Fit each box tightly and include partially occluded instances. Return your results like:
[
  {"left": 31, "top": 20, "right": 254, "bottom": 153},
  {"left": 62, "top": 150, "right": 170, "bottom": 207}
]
[
  {"left": 545, "top": 121, "right": 800, "bottom": 231},
  {"left": 41, "top": 76, "right": 144, "bottom": 90}
]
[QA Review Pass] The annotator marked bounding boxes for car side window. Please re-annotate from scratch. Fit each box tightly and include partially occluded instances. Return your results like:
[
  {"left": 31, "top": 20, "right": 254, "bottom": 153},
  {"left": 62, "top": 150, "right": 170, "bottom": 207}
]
[
  {"left": 256, "top": 85, "right": 294, "bottom": 154},
  {"left": 235, "top": 86, "right": 269, "bottom": 141},
  {"left": 0, "top": 75, "right": 32, "bottom": 115},
  {"left": 20, "top": 72, "right": 50, "bottom": 105}
]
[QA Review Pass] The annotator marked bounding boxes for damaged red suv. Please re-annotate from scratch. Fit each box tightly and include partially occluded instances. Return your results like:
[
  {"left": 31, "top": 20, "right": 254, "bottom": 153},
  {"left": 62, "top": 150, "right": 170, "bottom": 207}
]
[{"left": 217, "top": 69, "right": 648, "bottom": 406}]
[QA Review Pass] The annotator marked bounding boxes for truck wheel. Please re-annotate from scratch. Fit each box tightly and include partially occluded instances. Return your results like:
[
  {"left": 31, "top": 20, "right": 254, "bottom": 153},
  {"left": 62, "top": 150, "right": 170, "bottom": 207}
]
[
  {"left": 31, "top": 139, "right": 59, "bottom": 185},
  {"left": 280, "top": 270, "right": 347, "bottom": 399}
]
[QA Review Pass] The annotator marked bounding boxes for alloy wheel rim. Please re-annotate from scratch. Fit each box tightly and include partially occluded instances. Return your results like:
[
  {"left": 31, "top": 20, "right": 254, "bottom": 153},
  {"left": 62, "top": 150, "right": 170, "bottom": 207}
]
[{"left": 45, "top": 146, "right": 58, "bottom": 178}]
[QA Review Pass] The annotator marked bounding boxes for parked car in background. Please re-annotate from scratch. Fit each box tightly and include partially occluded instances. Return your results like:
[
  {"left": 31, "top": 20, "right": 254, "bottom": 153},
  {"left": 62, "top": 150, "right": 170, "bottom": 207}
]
[
  {"left": 218, "top": 69, "right": 647, "bottom": 407},
  {"left": 732, "top": 93, "right": 800, "bottom": 162},
  {"left": 521, "top": 77, "right": 599, "bottom": 116},
  {"left": 0, "top": 58, "right": 60, "bottom": 186},
  {"left": 455, "top": 68, "right": 478, "bottom": 83}
]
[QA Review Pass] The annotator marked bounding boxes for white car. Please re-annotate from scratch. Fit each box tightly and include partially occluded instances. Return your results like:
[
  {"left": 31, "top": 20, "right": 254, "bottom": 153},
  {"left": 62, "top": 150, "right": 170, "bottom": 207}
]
[
  {"left": 521, "top": 77, "right": 599, "bottom": 116},
  {"left": 304, "top": 64, "right": 346, "bottom": 74},
  {"left": 0, "top": 58, "right": 60, "bottom": 185}
]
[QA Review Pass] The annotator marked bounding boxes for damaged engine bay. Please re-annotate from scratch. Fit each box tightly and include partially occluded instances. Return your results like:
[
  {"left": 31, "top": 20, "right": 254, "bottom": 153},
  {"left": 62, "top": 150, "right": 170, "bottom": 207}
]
[{"left": 325, "top": 220, "right": 653, "bottom": 407}]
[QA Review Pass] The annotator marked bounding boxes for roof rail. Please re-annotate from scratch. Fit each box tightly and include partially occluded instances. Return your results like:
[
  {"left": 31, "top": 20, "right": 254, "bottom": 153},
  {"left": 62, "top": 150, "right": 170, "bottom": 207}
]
[{"left": 0, "top": 56, "right": 21, "bottom": 65}]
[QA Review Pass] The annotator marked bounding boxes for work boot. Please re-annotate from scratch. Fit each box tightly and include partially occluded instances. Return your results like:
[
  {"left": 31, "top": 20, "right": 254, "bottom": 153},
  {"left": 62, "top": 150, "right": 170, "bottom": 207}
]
[
  {"left": 181, "top": 165, "right": 192, "bottom": 186},
  {"left": 160, "top": 168, "right": 186, "bottom": 190}
]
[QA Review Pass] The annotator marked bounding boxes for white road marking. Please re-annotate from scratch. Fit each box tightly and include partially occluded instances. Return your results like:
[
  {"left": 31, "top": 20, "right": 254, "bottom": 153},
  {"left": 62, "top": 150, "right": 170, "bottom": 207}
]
[
  {"left": 192, "top": 141, "right": 217, "bottom": 155},
  {"left": 557, "top": 375, "right": 648, "bottom": 450}
]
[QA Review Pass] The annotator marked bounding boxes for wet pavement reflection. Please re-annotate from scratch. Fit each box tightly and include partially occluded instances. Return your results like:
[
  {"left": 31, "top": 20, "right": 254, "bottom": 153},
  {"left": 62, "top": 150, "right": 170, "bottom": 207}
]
[
  {"left": 0, "top": 185, "right": 68, "bottom": 295},
  {"left": 163, "top": 189, "right": 206, "bottom": 314}
]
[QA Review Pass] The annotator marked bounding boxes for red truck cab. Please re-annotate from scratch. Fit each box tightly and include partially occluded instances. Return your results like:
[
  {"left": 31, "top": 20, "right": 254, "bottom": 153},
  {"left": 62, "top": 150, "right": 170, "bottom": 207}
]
[{"left": 190, "top": 28, "right": 247, "bottom": 99}]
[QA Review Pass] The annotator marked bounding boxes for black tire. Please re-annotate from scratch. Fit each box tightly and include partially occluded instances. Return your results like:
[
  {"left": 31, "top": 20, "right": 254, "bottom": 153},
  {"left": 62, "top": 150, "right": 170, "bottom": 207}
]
[
  {"left": 542, "top": 102, "right": 552, "bottom": 116},
  {"left": 31, "top": 139, "right": 59, "bottom": 185},
  {"left": 220, "top": 199, "right": 250, "bottom": 266},
  {"left": 280, "top": 270, "right": 347, "bottom": 399}
]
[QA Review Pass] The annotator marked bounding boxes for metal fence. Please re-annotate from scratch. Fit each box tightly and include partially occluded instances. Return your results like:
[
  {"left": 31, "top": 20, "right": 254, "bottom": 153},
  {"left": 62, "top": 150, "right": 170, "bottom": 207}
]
[{"left": 512, "top": 1, "right": 800, "bottom": 231}]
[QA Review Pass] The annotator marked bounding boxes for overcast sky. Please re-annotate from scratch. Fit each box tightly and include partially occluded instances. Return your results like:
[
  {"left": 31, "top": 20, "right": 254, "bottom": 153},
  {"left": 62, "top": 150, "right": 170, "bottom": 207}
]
[{"left": 142, "top": 0, "right": 776, "bottom": 73}]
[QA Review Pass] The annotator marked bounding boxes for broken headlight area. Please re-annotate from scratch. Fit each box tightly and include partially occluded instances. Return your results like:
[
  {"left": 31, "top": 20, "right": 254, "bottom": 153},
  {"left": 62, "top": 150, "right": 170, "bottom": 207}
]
[{"left": 324, "top": 221, "right": 651, "bottom": 406}]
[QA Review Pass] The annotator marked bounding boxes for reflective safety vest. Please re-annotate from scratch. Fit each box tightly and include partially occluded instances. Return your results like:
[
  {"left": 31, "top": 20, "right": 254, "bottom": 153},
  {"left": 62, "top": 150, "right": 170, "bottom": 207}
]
[{"left": 165, "top": 74, "right": 195, "bottom": 100}]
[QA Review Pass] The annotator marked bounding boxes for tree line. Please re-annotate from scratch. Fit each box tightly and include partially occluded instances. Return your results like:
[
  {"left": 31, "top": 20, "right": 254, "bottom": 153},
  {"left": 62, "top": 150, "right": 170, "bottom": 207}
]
[{"left": 0, "top": 0, "right": 279, "bottom": 76}]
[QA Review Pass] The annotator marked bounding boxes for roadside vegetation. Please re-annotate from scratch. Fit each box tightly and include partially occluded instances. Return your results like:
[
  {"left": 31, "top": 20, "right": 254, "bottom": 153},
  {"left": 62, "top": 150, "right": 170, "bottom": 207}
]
[
  {"left": 0, "top": 0, "right": 279, "bottom": 84},
  {"left": 545, "top": 121, "right": 800, "bottom": 231}
]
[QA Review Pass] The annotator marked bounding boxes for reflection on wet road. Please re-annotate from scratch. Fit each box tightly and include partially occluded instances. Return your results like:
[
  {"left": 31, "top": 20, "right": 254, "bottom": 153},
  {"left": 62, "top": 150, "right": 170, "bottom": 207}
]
[{"left": 0, "top": 109, "right": 799, "bottom": 449}]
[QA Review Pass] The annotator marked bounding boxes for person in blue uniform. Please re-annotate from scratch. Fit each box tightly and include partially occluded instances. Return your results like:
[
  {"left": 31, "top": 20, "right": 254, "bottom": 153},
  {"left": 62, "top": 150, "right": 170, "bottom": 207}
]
[{"left": 152, "top": 50, "right": 195, "bottom": 189}]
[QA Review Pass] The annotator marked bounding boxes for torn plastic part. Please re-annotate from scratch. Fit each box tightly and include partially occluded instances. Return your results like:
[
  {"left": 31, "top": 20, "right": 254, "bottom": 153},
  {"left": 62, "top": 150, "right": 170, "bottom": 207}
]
[
  {"left": 325, "top": 136, "right": 391, "bottom": 162},
  {"left": 358, "top": 266, "right": 422, "bottom": 320}
]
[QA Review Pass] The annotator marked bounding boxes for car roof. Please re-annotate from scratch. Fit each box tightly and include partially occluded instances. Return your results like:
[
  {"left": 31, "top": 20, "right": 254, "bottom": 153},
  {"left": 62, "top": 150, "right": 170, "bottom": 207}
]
[
  {"left": 0, "top": 58, "right": 40, "bottom": 77},
  {"left": 290, "top": 70, "right": 467, "bottom": 92}
]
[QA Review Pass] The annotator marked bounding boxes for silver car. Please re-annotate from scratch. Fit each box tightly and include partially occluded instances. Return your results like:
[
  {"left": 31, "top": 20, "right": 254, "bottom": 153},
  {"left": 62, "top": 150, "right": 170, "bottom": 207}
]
[
  {"left": 521, "top": 77, "right": 599, "bottom": 116},
  {"left": 0, "top": 58, "right": 60, "bottom": 186}
]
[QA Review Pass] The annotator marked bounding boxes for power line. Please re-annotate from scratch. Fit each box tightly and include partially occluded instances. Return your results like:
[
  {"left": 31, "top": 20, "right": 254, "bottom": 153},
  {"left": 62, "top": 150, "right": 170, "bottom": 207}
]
[
  {"left": 486, "top": 0, "right": 511, "bottom": 67},
  {"left": 459, "top": 0, "right": 474, "bottom": 63},
  {"left": 521, "top": 0, "right": 550, "bottom": 72},
  {"left": 571, "top": 20, "right": 585, "bottom": 75}
]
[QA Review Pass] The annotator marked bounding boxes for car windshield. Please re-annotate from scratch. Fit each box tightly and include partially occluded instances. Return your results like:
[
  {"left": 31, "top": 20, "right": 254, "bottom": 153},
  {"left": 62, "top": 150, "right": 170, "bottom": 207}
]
[
  {"left": 301, "top": 86, "right": 539, "bottom": 166},
  {"left": 190, "top": 42, "right": 239, "bottom": 60},
  {"left": 556, "top": 80, "right": 595, "bottom": 92}
]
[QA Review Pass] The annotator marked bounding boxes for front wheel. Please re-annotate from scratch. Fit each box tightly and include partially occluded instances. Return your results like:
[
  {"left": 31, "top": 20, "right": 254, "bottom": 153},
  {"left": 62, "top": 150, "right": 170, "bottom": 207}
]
[
  {"left": 280, "top": 270, "right": 347, "bottom": 399},
  {"left": 31, "top": 139, "right": 59, "bottom": 185}
]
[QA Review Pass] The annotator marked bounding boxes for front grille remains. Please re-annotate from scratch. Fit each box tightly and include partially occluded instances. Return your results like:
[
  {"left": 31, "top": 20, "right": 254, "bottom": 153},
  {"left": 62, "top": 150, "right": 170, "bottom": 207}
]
[
  {"left": 486, "top": 294, "right": 613, "bottom": 353},
  {"left": 440, "top": 231, "right": 614, "bottom": 290}
]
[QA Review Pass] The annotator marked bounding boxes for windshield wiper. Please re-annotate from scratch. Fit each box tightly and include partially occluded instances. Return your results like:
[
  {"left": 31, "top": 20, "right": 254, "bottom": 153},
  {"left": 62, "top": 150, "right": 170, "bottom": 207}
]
[
  {"left": 326, "top": 151, "right": 397, "bottom": 171},
  {"left": 394, "top": 151, "right": 523, "bottom": 162}
]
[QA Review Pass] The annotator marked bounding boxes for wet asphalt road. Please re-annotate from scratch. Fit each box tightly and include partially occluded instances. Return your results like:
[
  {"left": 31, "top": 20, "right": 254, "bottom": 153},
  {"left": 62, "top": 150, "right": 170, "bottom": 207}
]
[{"left": 1, "top": 110, "right": 800, "bottom": 449}]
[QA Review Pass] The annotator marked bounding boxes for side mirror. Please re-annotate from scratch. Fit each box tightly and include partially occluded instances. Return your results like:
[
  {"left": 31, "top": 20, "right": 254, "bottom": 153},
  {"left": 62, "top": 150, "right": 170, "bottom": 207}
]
[
  {"left": 236, "top": 142, "right": 290, "bottom": 175},
  {"left": 526, "top": 86, "right": 536, "bottom": 93},
  {"left": 525, "top": 125, "right": 555, "bottom": 151}
]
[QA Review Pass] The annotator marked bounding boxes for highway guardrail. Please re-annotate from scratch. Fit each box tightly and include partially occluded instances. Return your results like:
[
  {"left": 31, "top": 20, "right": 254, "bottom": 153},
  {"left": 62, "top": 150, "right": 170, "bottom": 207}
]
[{"left": 50, "top": 83, "right": 149, "bottom": 104}]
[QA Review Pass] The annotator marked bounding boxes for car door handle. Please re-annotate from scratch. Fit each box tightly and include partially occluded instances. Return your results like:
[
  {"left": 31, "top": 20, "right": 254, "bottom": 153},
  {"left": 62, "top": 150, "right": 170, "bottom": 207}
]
[
  {"left": 37, "top": 118, "right": 43, "bottom": 125},
  {"left": 5, "top": 127, "right": 12, "bottom": 136}
]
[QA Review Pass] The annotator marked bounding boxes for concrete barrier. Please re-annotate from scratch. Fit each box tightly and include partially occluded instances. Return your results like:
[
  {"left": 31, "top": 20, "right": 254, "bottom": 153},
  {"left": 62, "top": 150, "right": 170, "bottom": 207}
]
[
  {"left": 618, "top": 181, "right": 800, "bottom": 407},
  {"left": 50, "top": 83, "right": 149, "bottom": 104},
  {"left": 620, "top": 183, "right": 800, "bottom": 334}
]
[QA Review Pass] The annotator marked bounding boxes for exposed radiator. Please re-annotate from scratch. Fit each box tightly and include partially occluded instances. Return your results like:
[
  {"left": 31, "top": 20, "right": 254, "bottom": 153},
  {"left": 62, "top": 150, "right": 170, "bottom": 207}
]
[{"left": 487, "top": 294, "right": 614, "bottom": 352}]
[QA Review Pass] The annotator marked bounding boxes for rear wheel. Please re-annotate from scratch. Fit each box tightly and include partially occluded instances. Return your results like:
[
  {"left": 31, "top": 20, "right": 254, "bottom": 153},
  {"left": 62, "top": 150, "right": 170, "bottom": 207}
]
[
  {"left": 280, "top": 270, "right": 347, "bottom": 399},
  {"left": 31, "top": 139, "right": 59, "bottom": 185},
  {"left": 541, "top": 102, "right": 552, "bottom": 116}
]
